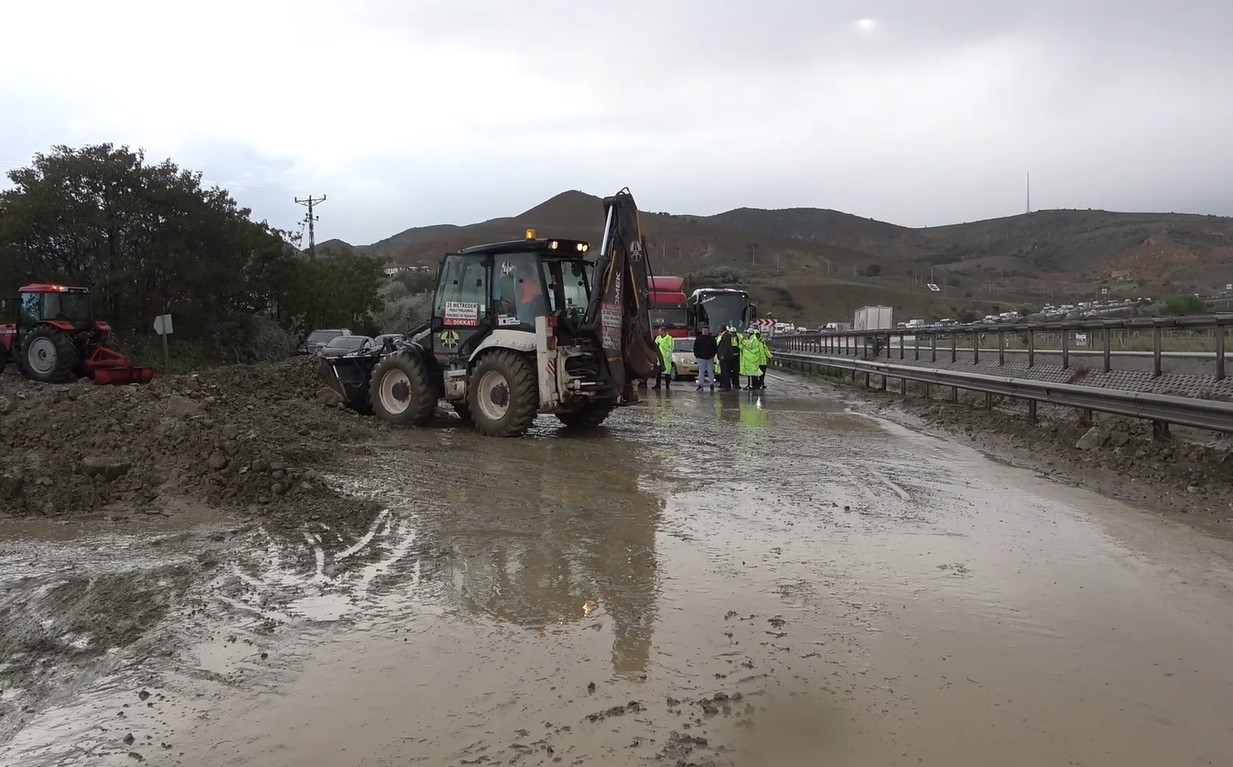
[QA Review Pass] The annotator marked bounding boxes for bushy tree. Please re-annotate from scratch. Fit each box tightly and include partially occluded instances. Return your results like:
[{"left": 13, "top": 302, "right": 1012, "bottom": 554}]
[
  {"left": 0, "top": 144, "right": 384, "bottom": 362},
  {"left": 1161, "top": 295, "right": 1206, "bottom": 316},
  {"left": 372, "top": 278, "right": 433, "bottom": 334}
]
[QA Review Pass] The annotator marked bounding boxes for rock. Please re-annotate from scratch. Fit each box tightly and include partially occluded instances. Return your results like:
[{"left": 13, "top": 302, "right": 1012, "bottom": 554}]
[
  {"left": 79, "top": 456, "right": 133, "bottom": 482},
  {"left": 316, "top": 386, "right": 343, "bottom": 407},
  {"left": 0, "top": 395, "right": 14, "bottom": 415},
  {"left": 207, "top": 451, "right": 228, "bottom": 471},
  {"left": 0, "top": 472, "right": 25, "bottom": 497},
  {"left": 164, "top": 394, "right": 204, "bottom": 419},
  {"left": 1075, "top": 427, "right": 1107, "bottom": 450},
  {"left": 1107, "top": 431, "right": 1131, "bottom": 448}
]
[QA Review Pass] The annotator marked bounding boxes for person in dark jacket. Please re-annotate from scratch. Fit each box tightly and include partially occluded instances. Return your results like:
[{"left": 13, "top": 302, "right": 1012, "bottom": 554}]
[
  {"left": 692, "top": 325, "right": 719, "bottom": 391},
  {"left": 715, "top": 325, "right": 735, "bottom": 391}
]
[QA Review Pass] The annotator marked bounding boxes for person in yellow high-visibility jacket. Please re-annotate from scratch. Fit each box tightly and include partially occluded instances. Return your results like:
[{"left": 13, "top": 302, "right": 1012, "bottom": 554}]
[
  {"left": 745, "top": 330, "right": 772, "bottom": 389},
  {"left": 652, "top": 326, "right": 675, "bottom": 390},
  {"left": 740, "top": 331, "right": 763, "bottom": 389}
]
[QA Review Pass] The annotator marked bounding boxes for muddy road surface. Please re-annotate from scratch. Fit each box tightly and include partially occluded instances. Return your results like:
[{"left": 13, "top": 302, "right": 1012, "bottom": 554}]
[{"left": 3, "top": 371, "right": 1233, "bottom": 766}]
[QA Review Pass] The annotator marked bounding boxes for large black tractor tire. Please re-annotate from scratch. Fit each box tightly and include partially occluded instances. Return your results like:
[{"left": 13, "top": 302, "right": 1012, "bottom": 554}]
[
  {"left": 468, "top": 350, "right": 539, "bottom": 437},
  {"left": 368, "top": 350, "right": 436, "bottom": 427},
  {"left": 0, "top": 346, "right": 10, "bottom": 375},
  {"left": 20, "top": 325, "right": 77, "bottom": 383},
  {"left": 555, "top": 399, "right": 616, "bottom": 429}
]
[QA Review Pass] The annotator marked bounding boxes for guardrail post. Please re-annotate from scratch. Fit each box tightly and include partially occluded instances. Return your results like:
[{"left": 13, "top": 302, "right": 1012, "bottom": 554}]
[
  {"left": 951, "top": 334, "right": 957, "bottom": 363},
  {"left": 924, "top": 382, "right": 931, "bottom": 398},
  {"left": 984, "top": 391, "right": 993, "bottom": 409},
  {"left": 1152, "top": 420, "right": 1170, "bottom": 441},
  {"left": 1102, "top": 327, "right": 1112, "bottom": 373},
  {"left": 998, "top": 331, "right": 1005, "bottom": 367},
  {"left": 973, "top": 332, "right": 980, "bottom": 364},
  {"left": 897, "top": 333, "right": 903, "bottom": 360},
  {"left": 901, "top": 376, "right": 907, "bottom": 396},
  {"left": 1061, "top": 331, "right": 1070, "bottom": 370},
  {"left": 1152, "top": 326, "right": 1162, "bottom": 377},
  {"left": 1077, "top": 408, "right": 1092, "bottom": 428},
  {"left": 931, "top": 334, "right": 937, "bottom": 363},
  {"left": 951, "top": 385, "right": 959, "bottom": 402},
  {"left": 1217, "top": 325, "right": 1226, "bottom": 381},
  {"left": 914, "top": 333, "right": 920, "bottom": 361},
  {"left": 1028, "top": 330, "right": 1035, "bottom": 368},
  {"left": 1027, "top": 400, "right": 1038, "bottom": 423}
]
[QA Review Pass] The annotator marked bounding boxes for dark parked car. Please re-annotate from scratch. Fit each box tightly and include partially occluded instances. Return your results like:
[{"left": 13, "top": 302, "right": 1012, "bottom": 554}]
[
  {"left": 371, "top": 333, "right": 402, "bottom": 352},
  {"left": 297, "top": 328, "right": 353, "bottom": 356},
  {"left": 319, "top": 335, "right": 373, "bottom": 358}
]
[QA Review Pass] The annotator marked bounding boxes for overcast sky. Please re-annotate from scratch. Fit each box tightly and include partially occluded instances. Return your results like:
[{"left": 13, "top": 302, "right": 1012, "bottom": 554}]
[{"left": 3, "top": 0, "right": 1231, "bottom": 244}]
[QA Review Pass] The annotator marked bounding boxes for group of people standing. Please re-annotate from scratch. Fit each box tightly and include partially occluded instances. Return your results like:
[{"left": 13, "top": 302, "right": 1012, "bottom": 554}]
[{"left": 651, "top": 324, "right": 772, "bottom": 392}]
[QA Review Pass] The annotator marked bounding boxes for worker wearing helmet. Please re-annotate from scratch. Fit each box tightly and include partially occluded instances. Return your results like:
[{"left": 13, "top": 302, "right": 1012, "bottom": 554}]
[
  {"left": 740, "top": 330, "right": 764, "bottom": 389},
  {"left": 727, "top": 324, "right": 743, "bottom": 390},
  {"left": 651, "top": 326, "right": 675, "bottom": 390}
]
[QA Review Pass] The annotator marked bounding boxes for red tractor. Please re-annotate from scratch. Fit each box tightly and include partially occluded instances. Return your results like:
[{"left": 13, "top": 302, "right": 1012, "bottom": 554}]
[{"left": 0, "top": 283, "right": 154, "bottom": 385}]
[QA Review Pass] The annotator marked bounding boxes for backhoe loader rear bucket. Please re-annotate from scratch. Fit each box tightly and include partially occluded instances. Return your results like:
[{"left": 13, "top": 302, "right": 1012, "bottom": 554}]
[{"left": 86, "top": 344, "right": 155, "bottom": 386}]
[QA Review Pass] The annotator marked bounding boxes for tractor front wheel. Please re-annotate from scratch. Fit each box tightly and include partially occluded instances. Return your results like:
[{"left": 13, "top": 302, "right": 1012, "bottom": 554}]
[
  {"left": 369, "top": 351, "right": 435, "bottom": 426},
  {"left": 20, "top": 325, "right": 77, "bottom": 383},
  {"left": 469, "top": 350, "right": 538, "bottom": 437}
]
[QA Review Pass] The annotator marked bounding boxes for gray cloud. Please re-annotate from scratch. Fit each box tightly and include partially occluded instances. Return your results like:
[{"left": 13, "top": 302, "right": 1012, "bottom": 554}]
[{"left": 1, "top": 0, "right": 1230, "bottom": 244}]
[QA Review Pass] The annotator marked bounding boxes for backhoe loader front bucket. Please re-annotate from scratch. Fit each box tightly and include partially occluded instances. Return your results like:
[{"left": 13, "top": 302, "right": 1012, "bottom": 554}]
[{"left": 319, "top": 355, "right": 376, "bottom": 413}]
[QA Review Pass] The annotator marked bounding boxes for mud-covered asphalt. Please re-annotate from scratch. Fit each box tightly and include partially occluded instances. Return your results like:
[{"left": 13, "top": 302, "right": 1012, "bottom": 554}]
[{"left": 4, "top": 370, "right": 1233, "bottom": 766}]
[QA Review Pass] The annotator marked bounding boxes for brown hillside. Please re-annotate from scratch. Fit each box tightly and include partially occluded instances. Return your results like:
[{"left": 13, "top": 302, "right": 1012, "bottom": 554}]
[{"left": 338, "top": 191, "right": 1233, "bottom": 322}]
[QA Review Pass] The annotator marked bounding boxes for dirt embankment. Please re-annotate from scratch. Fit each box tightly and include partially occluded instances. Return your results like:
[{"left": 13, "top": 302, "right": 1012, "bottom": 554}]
[
  {"left": 860, "top": 390, "right": 1233, "bottom": 528},
  {"left": 0, "top": 356, "right": 379, "bottom": 521}
]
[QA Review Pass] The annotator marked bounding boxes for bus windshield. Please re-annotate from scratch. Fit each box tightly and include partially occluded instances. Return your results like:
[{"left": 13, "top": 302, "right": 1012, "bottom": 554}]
[{"left": 693, "top": 292, "right": 749, "bottom": 331}]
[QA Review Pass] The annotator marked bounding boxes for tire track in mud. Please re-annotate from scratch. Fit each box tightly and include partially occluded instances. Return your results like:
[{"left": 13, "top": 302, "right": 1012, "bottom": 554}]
[{"left": 0, "top": 481, "right": 442, "bottom": 766}]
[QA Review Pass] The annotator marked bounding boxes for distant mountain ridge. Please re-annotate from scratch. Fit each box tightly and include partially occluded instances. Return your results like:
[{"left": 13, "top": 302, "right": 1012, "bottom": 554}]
[{"left": 315, "top": 190, "right": 1233, "bottom": 299}]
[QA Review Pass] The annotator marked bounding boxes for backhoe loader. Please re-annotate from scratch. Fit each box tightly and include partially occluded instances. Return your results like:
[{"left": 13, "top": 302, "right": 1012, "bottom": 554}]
[{"left": 319, "top": 187, "right": 660, "bottom": 437}]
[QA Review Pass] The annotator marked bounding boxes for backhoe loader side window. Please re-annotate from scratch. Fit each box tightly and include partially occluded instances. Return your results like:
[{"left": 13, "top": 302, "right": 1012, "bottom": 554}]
[
  {"left": 435, "top": 255, "right": 488, "bottom": 326},
  {"left": 492, "top": 253, "right": 545, "bottom": 327},
  {"left": 542, "top": 260, "right": 590, "bottom": 313}
]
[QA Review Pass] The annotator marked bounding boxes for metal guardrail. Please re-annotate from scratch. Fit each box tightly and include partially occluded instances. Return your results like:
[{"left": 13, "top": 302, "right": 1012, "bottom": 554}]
[
  {"left": 771, "top": 313, "right": 1233, "bottom": 380},
  {"left": 773, "top": 351, "right": 1233, "bottom": 436}
]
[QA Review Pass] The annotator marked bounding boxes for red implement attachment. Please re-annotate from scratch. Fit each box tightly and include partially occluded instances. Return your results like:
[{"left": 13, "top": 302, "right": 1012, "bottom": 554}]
[{"left": 86, "top": 343, "right": 155, "bottom": 385}]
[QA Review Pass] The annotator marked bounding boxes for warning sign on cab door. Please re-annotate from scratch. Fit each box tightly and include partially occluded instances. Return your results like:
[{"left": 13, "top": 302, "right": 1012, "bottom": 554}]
[{"left": 443, "top": 302, "right": 479, "bottom": 327}]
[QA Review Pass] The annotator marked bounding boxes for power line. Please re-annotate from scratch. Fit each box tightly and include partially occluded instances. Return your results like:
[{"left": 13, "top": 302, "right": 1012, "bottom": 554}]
[{"left": 294, "top": 194, "right": 327, "bottom": 256}]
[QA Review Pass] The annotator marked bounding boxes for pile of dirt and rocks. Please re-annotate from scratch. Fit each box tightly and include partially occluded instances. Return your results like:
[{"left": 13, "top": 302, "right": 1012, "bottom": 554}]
[
  {"left": 875, "top": 393, "right": 1233, "bottom": 525},
  {"left": 0, "top": 356, "right": 382, "bottom": 520}
]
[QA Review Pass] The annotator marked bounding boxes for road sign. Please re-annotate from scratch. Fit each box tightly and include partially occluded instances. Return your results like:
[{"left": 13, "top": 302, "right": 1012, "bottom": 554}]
[
  {"left": 927, "top": 283, "right": 941, "bottom": 292},
  {"left": 153, "top": 314, "right": 174, "bottom": 336}
]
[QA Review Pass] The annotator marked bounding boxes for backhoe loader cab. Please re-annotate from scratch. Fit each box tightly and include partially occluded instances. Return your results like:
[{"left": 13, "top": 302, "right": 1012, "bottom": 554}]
[{"left": 320, "top": 187, "right": 661, "bottom": 438}]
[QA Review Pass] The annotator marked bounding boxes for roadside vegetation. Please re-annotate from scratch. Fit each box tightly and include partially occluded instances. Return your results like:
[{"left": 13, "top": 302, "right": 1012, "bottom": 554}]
[{"left": 0, "top": 144, "right": 388, "bottom": 370}]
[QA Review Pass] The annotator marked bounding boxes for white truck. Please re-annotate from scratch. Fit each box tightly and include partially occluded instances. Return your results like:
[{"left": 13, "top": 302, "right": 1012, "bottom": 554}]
[{"left": 853, "top": 305, "right": 893, "bottom": 332}]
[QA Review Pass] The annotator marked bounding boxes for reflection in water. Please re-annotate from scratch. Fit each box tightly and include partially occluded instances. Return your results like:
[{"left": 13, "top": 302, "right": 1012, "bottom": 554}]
[
  {"left": 739, "top": 394, "right": 769, "bottom": 428},
  {"left": 421, "top": 436, "right": 661, "bottom": 679}
]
